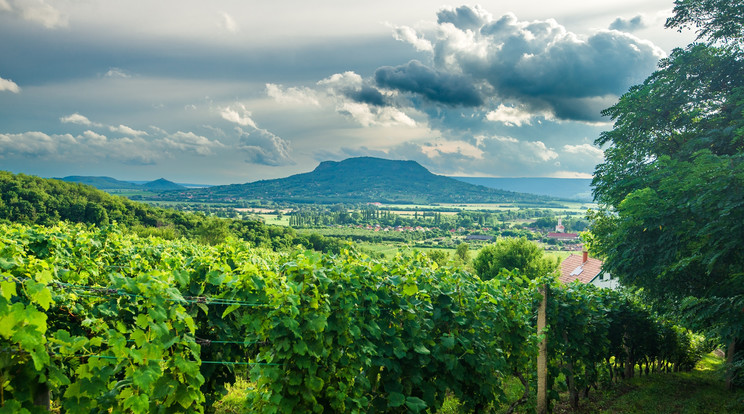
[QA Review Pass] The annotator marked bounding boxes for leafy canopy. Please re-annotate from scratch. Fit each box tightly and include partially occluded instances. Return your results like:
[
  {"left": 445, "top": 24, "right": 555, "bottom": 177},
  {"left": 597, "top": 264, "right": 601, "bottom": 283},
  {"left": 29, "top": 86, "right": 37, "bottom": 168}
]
[
  {"left": 666, "top": 0, "right": 744, "bottom": 45},
  {"left": 590, "top": 0, "right": 744, "bottom": 344},
  {"left": 473, "top": 237, "right": 558, "bottom": 281}
]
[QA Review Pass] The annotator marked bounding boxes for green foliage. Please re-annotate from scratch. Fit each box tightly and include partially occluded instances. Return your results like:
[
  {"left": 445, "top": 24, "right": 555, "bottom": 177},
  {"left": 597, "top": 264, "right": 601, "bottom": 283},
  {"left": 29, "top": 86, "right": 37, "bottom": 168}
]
[
  {"left": 591, "top": 0, "right": 744, "bottom": 385},
  {"left": 473, "top": 237, "right": 558, "bottom": 281},
  {"left": 552, "top": 352, "right": 744, "bottom": 414},
  {"left": 0, "top": 171, "right": 352, "bottom": 256},
  {"left": 425, "top": 249, "right": 449, "bottom": 267},
  {"left": 666, "top": 0, "right": 744, "bottom": 44},
  {"left": 0, "top": 222, "right": 704, "bottom": 411},
  {"left": 543, "top": 282, "right": 705, "bottom": 409},
  {"left": 0, "top": 222, "right": 543, "bottom": 413},
  {"left": 454, "top": 243, "right": 470, "bottom": 263}
]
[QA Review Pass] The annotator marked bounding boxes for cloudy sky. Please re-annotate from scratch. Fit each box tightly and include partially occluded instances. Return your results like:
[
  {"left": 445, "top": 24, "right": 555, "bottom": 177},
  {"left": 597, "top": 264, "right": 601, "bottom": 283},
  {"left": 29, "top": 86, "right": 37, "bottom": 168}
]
[{"left": 0, "top": 0, "right": 695, "bottom": 184}]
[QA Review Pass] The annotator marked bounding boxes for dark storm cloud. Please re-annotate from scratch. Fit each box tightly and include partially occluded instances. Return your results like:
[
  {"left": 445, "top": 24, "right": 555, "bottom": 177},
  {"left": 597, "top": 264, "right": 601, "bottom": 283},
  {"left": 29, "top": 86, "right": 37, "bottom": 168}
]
[
  {"left": 374, "top": 60, "right": 483, "bottom": 106},
  {"left": 609, "top": 15, "right": 647, "bottom": 32},
  {"left": 387, "top": 7, "right": 664, "bottom": 122},
  {"left": 344, "top": 85, "right": 386, "bottom": 106}
]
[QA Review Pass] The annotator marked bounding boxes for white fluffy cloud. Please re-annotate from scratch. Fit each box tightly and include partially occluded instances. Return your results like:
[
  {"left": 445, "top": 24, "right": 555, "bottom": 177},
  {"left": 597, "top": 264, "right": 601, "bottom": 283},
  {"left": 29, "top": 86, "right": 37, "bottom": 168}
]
[
  {"left": 266, "top": 83, "right": 320, "bottom": 106},
  {"left": 61, "top": 114, "right": 150, "bottom": 138},
  {"left": 0, "top": 131, "right": 70, "bottom": 157},
  {"left": 237, "top": 127, "right": 294, "bottom": 166},
  {"left": 220, "top": 12, "right": 238, "bottom": 33},
  {"left": 0, "top": 125, "right": 224, "bottom": 165},
  {"left": 390, "top": 24, "right": 433, "bottom": 52},
  {"left": 421, "top": 140, "right": 484, "bottom": 160},
  {"left": 486, "top": 104, "right": 552, "bottom": 127},
  {"left": 162, "top": 131, "right": 224, "bottom": 156},
  {"left": 109, "top": 124, "right": 148, "bottom": 137},
  {"left": 220, "top": 103, "right": 258, "bottom": 128},
  {"left": 219, "top": 102, "right": 295, "bottom": 166},
  {"left": 337, "top": 102, "right": 416, "bottom": 127},
  {"left": 482, "top": 135, "right": 558, "bottom": 164},
  {"left": 0, "top": 0, "right": 67, "bottom": 29},
  {"left": 60, "top": 113, "right": 97, "bottom": 126},
  {"left": 563, "top": 143, "right": 604, "bottom": 159},
  {"left": 81, "top": 130, "right": 107, "bottom": 145},
  {"left": 0, "top": 76, "right": 20, "bottom": 93},
  {"left": 104, "top": 67, "right": 131, "bottom": 78}
]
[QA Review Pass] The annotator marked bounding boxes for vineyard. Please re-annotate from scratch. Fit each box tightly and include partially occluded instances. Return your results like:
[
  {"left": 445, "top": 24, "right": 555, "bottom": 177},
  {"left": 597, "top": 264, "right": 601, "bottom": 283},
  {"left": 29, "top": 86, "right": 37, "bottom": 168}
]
[{"left": 1, "top": 223, "right": 703, "bottom": 413}]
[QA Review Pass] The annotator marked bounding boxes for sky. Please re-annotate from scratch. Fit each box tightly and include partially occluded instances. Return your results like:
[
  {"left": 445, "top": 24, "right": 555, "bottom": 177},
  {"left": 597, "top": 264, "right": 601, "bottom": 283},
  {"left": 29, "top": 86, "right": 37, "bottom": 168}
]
[{"left": 0, "top": 0, "right": 696, "bottom": 185}]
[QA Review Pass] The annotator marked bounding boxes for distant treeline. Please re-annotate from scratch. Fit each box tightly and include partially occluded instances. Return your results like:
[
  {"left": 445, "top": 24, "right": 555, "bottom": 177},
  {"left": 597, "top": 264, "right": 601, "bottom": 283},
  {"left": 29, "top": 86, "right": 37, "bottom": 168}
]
[
  {"left": 0, "top": 171, "right": 345, "bottom": 253},
  {"left": 287, "top": 205, "right": 588, "bottom": 232}
]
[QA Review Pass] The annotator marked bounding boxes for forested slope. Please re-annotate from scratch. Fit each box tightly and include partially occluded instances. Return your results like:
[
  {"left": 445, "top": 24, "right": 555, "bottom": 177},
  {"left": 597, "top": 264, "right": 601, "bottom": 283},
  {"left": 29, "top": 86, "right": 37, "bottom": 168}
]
[{"left": 0, "top": 171, "right": 343, "bottom": 252}]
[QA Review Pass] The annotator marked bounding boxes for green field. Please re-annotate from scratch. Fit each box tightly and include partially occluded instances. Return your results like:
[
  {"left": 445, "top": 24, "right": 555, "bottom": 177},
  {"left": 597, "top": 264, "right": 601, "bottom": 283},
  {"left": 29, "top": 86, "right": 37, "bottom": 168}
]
[{"left": 255, "top": 213, "right": 291, "bottom": 226}]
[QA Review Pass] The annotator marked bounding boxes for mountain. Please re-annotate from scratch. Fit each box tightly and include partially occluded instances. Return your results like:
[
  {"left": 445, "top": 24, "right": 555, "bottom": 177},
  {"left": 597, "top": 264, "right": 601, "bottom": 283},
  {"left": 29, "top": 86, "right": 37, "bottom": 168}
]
[
  {"left": 59, "top": 175, "right": 140, "bottom": 190},
  {"left": 60, "top": 176, "right": 185, "bottom": 192},
  {"left": 141, "top": 178, "right": 185, "bottom": 191},
  {"left": 164, "top": 157, "right": 557, "bottom": 205},
  {"left": 451, "top": 177, "right": 593, "bottom": 201}
]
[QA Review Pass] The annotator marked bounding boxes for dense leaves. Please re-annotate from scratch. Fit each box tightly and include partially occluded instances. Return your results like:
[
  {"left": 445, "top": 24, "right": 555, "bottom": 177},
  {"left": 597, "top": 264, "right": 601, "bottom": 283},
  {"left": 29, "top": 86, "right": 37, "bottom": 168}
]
[
  {"left": 0, "top": 223, "right": 701, "bottom": 412},
  {"left": 591, "top": 0, "right": 744, "bottom": 384},
  {"left": 0, "top": 171, "right": 347, "bottom": 254},
  {"left": 0, "top": 223, "right": 542, "bottom": 412},
  {"left": 545, "top": 282, "right": 705, "bottom": 409},
  {"left": 473, "top": 237, "right": 559, "bottom": 281},
  {"left": 666, "top": 0, "right": 744, "bottom": 44}
]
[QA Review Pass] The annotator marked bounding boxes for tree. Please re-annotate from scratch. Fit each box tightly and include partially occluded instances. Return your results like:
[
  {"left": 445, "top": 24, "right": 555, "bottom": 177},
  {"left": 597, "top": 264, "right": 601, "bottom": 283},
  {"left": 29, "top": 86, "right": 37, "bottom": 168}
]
[
  {"left": 455, "top": 242, "right": 470, "bottom": 263},
  {"left": 426, "top": 249, "right": 449, "bottom": 267},
  {"left": 665, "top": 0, "right": 744, "bottom": 45},
  {"left": 591, "top": 0, "right": 744, "bottom": 388},
  {"left": 473, "top": 237, "right": 558, "bottom": 281}
]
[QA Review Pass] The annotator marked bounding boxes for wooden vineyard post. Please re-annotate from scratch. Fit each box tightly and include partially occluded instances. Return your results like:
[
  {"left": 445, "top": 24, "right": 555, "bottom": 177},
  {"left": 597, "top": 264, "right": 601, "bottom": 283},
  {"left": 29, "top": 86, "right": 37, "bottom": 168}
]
[
  {"left": 33, "top": 382, "right": 50, "bottom": 411},
  {"left": 726, "top": 339, "right": 736, "bottom": 390},
  {"left": 537, "top": 284, "right": 548, "bottom": 414}
]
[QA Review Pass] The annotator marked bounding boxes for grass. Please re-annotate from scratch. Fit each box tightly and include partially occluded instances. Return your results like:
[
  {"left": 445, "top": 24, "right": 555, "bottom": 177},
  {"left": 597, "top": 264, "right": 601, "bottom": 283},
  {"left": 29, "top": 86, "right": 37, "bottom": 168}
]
[
  {"left": 551, "top": 353, "right": 744, "bottom": 414},
  {"left": 356, "top": 241, "right": 411, "bottom": 258},
  {"left": 254, "top": 213, "right": 290, "bottom": 226}
]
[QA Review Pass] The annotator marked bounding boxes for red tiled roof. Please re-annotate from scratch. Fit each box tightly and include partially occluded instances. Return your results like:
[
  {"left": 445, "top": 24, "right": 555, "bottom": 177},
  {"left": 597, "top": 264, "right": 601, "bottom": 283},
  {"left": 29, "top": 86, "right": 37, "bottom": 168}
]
[
  {"left": 559, "top": 254, "right": 604, "bottom": 284},
  {"left": 548, "top": 232, "right": 579, "bottom": 239}
]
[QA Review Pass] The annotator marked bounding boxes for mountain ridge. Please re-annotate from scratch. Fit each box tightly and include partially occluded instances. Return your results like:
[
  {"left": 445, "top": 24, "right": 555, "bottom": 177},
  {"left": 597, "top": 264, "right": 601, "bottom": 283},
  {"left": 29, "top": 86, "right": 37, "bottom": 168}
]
[
  {"left": 60, "top": 176, "right": 185, "bottom": 191},
  {"left": 451, "top": 176, "right": 593, "bottom": 201},
  {"left": 160, "top": 157, "right": 556, "bottom": 205}
]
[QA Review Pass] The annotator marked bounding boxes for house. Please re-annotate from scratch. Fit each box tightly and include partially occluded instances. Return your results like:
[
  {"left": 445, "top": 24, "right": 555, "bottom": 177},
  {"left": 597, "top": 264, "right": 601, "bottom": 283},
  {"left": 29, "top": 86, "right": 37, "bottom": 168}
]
[
  {"left": 547, "top": 232, "right": 579, "bottom": 240},
  {"left": 465, "top": 234, "right": 493, "bottom": 241},
  {"left": 559, "top": 251, "right": 618, "bottom": 289}
]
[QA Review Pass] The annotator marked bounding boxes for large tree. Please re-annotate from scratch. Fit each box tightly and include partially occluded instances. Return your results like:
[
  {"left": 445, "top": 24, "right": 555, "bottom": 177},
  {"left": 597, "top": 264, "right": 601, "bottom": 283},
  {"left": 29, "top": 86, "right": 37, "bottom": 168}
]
[
  {"left": 473, "top": 237, "right": 558, "bottom": 281},
  {"left": 590, "top": 0, "right": 744, "bottom": 387}
]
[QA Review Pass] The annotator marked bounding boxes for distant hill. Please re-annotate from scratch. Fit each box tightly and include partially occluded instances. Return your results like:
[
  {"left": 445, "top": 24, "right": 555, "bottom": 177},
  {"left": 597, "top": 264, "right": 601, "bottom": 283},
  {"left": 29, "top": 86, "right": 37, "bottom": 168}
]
[
  {"left": 451, "top": 177, "right": 593, "bottom": 201},
  {"left": 60, "top": 176, "right": 185, "bottom": 192},
  {"left": 162, "top": 157, "right": 558, "bottom": 205},
  {"left": 0, "top": 171, "right": 325, "bottom": 251},
  {"left": 141, "top": 178, "right": 185, "bottom": 191},
  {"left": 59, "top": 175, "right": 141, "bottom": 190}
]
